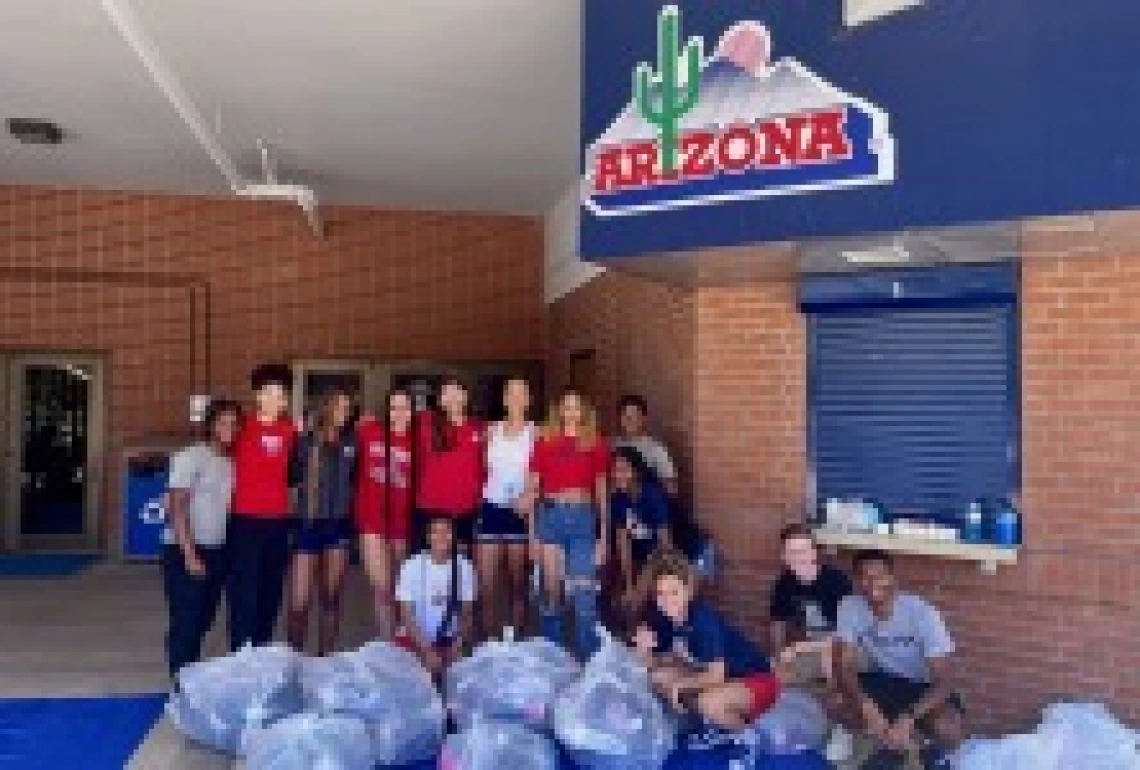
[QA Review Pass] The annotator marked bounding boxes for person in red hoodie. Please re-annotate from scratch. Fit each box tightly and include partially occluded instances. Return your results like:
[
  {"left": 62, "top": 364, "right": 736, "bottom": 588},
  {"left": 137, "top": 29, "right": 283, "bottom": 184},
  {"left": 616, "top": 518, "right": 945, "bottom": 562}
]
[
  {"left": 413, "top": 376, "right": 484, "bottom": 553},
  {"left": 226, "top": 363, "right": 298, "bottom": 650},
  {"left": 354, "top": 388, "right": 416, "bottom": 638}
]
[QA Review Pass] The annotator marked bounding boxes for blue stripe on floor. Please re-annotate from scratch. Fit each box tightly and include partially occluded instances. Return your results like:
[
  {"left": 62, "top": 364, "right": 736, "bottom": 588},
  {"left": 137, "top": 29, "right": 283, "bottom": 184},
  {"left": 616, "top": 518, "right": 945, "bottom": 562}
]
[{"left": 0, "top": 694, "right": 166, "bottom": 769}]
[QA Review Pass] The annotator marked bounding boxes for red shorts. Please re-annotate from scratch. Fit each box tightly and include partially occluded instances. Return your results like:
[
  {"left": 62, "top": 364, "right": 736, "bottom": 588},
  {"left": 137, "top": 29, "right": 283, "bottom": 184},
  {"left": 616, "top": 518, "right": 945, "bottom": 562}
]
[
  {"left": 354, "top": 498, "right": 411, "bottom": 540},
  {"left": 742, "top": 673, "right": 781, "bottom": 721}
]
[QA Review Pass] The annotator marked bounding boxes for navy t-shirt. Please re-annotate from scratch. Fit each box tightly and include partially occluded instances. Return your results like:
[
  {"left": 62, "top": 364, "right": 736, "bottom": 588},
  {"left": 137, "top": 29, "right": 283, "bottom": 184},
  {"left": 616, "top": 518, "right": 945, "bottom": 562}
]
[
  {"left": 613, "top": 481, "right": 672, "bottom": 567},
  {"left": 649, "top": 600, "right": 770, "bottom": 678},
  {"left": 768, "top": 564, "right": 853, "bottom": 640}
]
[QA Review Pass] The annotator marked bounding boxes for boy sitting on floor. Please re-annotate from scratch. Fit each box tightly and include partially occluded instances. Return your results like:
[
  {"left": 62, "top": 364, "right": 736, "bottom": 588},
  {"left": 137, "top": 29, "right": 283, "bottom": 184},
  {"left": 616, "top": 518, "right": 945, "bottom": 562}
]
[
  {"left": 633, "top": 551, "right": 781, "bottom": 732},
  {"left": 835, "top": 550, "right": 965, "bottom": 768}
]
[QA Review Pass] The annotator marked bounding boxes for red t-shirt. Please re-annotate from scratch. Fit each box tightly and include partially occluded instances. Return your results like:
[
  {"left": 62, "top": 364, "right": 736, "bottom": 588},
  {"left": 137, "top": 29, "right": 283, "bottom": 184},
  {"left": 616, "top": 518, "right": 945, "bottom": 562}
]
[
  {"left": 354, "top": 417, "right": 413, "bottom": 524},
  {"left": 415, "top": 416, "right": 485, "bottom": 516},
  {"left": 529, "top": 433, "right": 609, "bottom": 494},
  {"left": 231, "top": 414, "right": 298, "bottom": 517}
]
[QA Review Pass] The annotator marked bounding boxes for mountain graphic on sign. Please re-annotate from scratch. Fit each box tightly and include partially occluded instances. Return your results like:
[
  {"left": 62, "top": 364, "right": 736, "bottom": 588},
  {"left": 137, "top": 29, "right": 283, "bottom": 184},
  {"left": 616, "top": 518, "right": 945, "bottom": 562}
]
[{"left": 582, "top": 8, "right": 896, "bottom": 217}]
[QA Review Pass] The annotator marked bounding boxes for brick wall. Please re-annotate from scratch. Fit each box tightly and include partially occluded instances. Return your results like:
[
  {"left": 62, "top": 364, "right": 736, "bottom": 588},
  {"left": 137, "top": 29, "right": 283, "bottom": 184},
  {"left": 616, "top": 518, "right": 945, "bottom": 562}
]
[
  {"left": 551, "top": 212, "right": 1140, "bottom": 732},
  {"left": 547, "top": 271, "right": 695, "bottom": 494},
  {"left": 0, "top": 185, "right": 544, "bottom": 548}
]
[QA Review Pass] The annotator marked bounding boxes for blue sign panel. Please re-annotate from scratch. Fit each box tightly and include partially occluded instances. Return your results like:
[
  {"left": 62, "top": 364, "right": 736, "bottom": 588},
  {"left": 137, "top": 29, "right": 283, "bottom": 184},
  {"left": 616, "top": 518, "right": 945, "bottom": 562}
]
[{"left": 581, "top": 0, "right": 1140, "bottom": 260}]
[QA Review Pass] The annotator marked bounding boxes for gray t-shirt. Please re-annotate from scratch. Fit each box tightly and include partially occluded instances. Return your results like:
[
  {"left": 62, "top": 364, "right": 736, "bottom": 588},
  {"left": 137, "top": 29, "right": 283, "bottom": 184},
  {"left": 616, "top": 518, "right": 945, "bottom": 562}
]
[
  {"left": 163, "top": 443, "right": 234, "bottom": 548},
  {"left": 836, "top": 592, "right": 955, "bottom": 683},
  {"left": 614, "top": 435, "right": 677, "bottom": 481}
]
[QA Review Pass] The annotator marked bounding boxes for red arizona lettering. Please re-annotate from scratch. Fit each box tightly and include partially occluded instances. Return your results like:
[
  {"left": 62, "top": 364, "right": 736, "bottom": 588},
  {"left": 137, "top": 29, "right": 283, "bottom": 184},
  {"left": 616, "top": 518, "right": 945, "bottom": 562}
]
[
  {"left": 718, "top": 125, "right": 757, "bottom": 173},
  {"left": 680, "top": 131, "right": 716, "bottom": 179},
  {"left": 756, "top": 115, "right": 810, "bottom": 166},
  {"left": 593, "top": 148, "right": 625, "bottom": 193},
  {"left": 802, "top": 109, "right": 851, "bottom": 161},
  {"left": 626, "top": 141, "right": 659, "bottom": 187}
]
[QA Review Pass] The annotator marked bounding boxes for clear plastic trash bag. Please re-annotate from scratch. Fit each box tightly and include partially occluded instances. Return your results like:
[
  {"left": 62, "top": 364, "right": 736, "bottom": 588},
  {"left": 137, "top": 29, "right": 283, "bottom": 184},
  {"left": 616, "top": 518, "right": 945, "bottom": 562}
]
[
  {"left": 1039, "top": 702, "right": 1140, "bottom": 770},
  {"left": 301, "top": 642, "right": 445, "bottom": 766},
  {"left": 439, "top": 718, "right": 561, "bottom": 770},
  {"left": 447, "top": 637, "right": 581, "bottom": 731},
  {"left": 743, "top": 688, "right": 829, "bottom": 756},
  {"left": 166, "top": 644, "right": 305, "bottom": 755},
  {"left": 951, "top": 701, "right": 1139, "bottom": 770},
  {"left": 950, "top": 733, "right": 1065, "bottom": 770},
  {"left": 243, "top": 712, "right": 375, "bottom": 770},
  {"left": 553, "top": 631, "right": 676, "bottom": 770}
]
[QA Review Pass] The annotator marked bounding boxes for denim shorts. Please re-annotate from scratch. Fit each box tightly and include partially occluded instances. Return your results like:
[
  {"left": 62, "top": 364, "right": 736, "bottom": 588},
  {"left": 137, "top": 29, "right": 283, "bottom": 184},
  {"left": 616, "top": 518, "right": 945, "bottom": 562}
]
[
  {"left": 536, "top": 501, "right": 596, "bottom": 580},
  {"left": 293, "top": 518, "right": 353, "bottom": 554}
]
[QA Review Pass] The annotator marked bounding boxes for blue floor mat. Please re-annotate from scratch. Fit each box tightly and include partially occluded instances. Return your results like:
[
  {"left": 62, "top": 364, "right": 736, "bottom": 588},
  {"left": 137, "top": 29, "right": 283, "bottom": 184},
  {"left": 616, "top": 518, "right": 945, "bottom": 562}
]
[
  {"left": 0, "top": 553, "right": 99, "bottom": 578},
  {"left": 0, "top": 694, "right": 166, "bottom": 769}
]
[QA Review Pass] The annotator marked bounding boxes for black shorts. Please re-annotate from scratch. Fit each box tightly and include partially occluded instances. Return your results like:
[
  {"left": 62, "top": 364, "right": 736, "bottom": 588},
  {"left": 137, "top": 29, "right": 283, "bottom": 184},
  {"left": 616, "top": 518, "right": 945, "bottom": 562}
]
[
  {"left": 476, "top": 501, "right": 528, "bottom": 543},
  {"left": 411, "top": 508, "right": 476, "bottom": 552},
  {"left": 859, "top": 671, "right": 965, "bottom": 724}
]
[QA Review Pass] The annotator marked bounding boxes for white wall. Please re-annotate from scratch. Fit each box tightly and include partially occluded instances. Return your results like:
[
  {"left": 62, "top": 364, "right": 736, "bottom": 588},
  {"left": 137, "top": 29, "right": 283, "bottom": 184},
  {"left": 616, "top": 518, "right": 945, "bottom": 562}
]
[{"left": 544, "top": 185, "right": 604, "bottom": 304}]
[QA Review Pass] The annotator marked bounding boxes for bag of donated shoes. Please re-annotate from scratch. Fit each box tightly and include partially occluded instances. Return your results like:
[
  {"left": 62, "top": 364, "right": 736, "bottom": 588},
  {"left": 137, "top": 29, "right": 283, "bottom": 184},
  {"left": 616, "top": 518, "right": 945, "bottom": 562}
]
[
  {"left": 167, "top": 644, "right": 304, "bottom": 755},
  {"left": 439, "top": 718, "right": 560, "bottom": 770},
  {"left": 301, "top": 642, "right": 444, "bottom": 766},
  {"left": 553, "top": 632, "right": 676, "bottom": 770},
  {"left": 446, "top": 636, "right": 581, "bottom": 732}
]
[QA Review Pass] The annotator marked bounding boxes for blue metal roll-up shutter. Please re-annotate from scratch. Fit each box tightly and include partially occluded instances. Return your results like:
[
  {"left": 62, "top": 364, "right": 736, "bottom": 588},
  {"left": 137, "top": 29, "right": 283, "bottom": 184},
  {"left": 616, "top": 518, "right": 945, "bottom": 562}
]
[{"left": 803, "top": 262, "right": 1019, "bottom": 519}]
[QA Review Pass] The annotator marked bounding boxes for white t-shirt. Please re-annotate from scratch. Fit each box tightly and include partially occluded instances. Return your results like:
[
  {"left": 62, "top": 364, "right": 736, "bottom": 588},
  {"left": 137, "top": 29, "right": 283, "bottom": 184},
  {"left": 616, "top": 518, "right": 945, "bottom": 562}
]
[
  {"left": 614, "top": 435, "right": 677, "bottom": 481},
  {"left": 396, "top": 553, "right": 476, "bottom": 640},
  {"left": 483, "top": 421, "right": 536, "bottom": 506},
  {"left": 162, "top": 443, "right": 234, "bottom": 547}
]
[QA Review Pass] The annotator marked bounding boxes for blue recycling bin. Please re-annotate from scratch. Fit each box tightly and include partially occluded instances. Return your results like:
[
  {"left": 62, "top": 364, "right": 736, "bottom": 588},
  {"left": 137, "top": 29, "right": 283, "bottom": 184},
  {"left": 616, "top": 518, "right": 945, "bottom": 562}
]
[{"left": 123, "top": 453, "right": 171, "bottom": 560}]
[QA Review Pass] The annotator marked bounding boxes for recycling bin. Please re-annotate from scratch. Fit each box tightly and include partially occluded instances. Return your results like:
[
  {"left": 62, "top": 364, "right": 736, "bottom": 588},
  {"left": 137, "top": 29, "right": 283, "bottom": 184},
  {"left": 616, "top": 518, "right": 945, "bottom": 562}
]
[{"left": 123, "top": 452, "right": 171, "bottom": 561}]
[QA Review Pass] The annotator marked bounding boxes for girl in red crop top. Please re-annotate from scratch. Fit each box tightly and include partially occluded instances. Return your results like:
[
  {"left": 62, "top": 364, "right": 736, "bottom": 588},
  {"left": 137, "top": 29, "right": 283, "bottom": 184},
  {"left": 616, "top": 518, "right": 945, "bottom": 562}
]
[
  {"left": 523, "top": 390, "right": 609, "bottom": 658},
  {"left": 354, "top": 388, "right": 415, "bottom": 638}
]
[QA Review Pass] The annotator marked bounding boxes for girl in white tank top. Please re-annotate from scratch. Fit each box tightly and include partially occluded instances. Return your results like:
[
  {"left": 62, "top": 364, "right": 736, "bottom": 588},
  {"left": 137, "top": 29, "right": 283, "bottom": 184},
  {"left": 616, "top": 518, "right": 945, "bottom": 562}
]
[{"left": 475, "top": 378, "right": 536, "bottom": 640}]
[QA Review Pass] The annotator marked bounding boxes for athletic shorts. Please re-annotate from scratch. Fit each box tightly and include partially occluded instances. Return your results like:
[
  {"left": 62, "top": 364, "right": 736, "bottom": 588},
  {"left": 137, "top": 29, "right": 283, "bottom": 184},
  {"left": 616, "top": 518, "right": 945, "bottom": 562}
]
[
  {"left": 293, "top": 518, "right": 353, "bottom": 554},
  {"left": 394, "top": 632, "right": 456, "bottom": 653},
  {"left": 476, "top": 501, "right": 528, "bottom": 543},
  {"left": 742, "top": 672, "right": 782, "bottom": 721},
  {"left": 859, "top": 671, "right": 965, "bottom": 723}
]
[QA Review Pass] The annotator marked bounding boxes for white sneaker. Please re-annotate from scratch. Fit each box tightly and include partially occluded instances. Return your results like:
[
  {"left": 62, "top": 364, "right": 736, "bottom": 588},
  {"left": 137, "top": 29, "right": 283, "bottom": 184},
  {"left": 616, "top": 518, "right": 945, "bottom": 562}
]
[{"left": 825, "top": 725, "right": 856, "bottom": 763}]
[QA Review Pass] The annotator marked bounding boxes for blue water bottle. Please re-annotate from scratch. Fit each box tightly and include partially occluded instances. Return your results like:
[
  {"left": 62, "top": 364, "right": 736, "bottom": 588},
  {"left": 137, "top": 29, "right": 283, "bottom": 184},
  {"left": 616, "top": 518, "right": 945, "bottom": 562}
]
[
  {"left": 995, "top": 502, "right": 1020, "bottom": 547},
  {"left": 963, "top": 500, "right": 984, "bottom": 543}
]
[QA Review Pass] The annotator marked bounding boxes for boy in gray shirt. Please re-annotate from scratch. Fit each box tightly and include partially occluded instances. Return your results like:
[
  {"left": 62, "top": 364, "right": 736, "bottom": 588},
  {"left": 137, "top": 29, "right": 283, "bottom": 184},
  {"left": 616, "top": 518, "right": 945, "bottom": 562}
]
[{"left": 835, "top": 550, "right": 964, "bottom": 763}]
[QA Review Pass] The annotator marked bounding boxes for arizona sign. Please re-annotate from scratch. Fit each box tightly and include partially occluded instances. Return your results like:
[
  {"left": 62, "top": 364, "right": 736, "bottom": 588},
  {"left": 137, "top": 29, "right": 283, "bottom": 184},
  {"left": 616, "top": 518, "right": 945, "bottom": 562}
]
[{"left": 582, "top": 6, "right": 896, "bottom": 217}]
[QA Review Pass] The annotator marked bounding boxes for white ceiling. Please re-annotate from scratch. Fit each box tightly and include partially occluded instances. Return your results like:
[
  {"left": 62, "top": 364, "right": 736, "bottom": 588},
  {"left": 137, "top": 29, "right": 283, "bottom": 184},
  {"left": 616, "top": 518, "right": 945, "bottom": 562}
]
[{"left": 0, "top": 0, "right": 581, "bottom": 213}]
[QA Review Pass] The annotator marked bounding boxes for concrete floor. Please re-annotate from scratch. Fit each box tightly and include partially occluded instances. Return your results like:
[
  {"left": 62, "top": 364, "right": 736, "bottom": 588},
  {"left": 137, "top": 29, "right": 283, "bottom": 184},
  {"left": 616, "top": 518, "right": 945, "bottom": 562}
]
[{"left": 0, "top": 561, "right": 379, "bottom": 769}]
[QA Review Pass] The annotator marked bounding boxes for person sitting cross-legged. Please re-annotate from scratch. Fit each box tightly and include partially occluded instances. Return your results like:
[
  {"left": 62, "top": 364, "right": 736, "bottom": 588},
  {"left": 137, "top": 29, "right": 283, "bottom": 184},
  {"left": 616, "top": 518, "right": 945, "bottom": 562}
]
[
  {"left": 633, "top": 551, "right": 781, "bottom": 733},
  {"left": 394, "top": 515, "right": 475, "bottom": 679},
  {"left": 834, "top": 550, "right": 965, "bottom": 767}
]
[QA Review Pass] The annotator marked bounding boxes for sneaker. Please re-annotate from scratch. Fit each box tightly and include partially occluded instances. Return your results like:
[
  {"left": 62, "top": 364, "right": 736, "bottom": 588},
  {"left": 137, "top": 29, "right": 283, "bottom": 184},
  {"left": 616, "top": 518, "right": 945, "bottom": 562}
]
[{"left": 825, "top": 725, "right": 856, "bottom": 763}]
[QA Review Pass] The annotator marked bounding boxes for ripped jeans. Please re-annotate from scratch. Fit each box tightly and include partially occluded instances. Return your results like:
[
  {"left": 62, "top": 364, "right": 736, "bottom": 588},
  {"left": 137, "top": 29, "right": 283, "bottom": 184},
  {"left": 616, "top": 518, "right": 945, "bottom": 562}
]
[{"left": 536, "top": 501, "right": 600, "bottom": 660}]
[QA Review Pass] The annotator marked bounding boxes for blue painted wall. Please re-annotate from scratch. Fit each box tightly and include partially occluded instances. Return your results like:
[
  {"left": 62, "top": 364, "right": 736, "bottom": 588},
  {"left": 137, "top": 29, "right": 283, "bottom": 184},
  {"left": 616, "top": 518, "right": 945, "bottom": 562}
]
[{"left": 581, "top": 0, "right": 1140, "bottom": 260}]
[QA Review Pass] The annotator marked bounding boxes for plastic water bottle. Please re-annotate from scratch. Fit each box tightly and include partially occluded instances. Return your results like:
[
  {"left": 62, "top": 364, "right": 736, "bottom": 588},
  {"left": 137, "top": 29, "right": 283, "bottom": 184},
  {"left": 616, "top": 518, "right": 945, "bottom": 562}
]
[
  {"left": 995, "top": 504, "right": 1020, "bottom": 547},
  {"left": 964, "top": 501, "right": 984, "bottom": 543}
]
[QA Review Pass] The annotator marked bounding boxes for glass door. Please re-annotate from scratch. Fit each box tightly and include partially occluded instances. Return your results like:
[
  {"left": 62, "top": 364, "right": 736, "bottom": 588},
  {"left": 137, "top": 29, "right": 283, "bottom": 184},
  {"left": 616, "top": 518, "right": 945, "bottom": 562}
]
[{"left": 5, "top": 355, "right": 104, "bottom": 552}]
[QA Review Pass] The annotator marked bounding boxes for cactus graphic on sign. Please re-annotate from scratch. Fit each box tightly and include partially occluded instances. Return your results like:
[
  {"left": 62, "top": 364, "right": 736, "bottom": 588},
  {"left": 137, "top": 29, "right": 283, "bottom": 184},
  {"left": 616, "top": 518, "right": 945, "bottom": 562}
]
[{"left": 634, "top": 5, "right": 702, "bottom": 177}]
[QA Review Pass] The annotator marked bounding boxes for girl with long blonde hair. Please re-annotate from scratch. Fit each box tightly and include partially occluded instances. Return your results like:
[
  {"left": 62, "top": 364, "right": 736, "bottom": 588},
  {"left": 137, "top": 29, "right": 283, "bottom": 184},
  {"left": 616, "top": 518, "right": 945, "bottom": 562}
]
[{"left": 521, "top": 390, "right": 610, "bottom": 659}]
